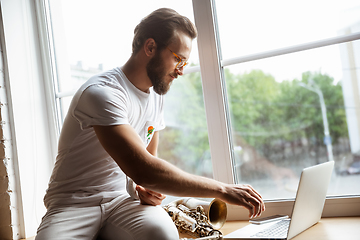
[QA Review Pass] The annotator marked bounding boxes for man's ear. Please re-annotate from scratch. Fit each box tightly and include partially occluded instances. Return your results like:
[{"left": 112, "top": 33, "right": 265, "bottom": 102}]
[{"left": 144, "top": 38, "right": 157, "bottom": 57}]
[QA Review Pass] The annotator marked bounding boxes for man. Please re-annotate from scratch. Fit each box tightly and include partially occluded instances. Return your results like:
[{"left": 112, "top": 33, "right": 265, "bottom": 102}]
[{"left": 36, "top": 8, "right": 265, "bottom": 240}]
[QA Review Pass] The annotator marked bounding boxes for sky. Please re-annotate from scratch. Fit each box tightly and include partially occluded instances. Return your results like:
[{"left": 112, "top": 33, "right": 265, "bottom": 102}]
[{"left": 52, "top": 0, "right": 360, "bottom": 89}]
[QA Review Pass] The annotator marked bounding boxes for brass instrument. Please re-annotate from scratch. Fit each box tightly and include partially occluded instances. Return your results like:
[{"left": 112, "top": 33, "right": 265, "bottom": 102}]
[{"left": 163, "top": 198, "right": 227, "bottom": 239}]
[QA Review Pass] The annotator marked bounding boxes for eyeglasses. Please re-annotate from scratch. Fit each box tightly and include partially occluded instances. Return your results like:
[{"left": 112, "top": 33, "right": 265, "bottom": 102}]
[{"left": 167, "top": 47, "right": 188, "bottom": 69}]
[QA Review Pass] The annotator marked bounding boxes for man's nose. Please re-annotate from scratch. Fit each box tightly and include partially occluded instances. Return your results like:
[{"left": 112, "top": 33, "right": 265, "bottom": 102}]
[{"left": 175, "top": 67, "right": 184, "bottom": 76}]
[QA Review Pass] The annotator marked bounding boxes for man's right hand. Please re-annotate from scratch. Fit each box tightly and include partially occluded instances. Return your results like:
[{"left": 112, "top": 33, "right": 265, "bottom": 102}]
[{"left": 221, "top": 183, "right": 265, "bottom": 218}]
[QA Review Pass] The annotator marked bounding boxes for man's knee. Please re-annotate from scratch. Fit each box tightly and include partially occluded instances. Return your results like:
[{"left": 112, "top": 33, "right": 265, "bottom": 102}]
[
  {"left": 100, "top": 203, "right": 179, "bottom": 240},
  {"left": 142, "top": 214, "right": 179, "bottom": 240},
  {"left": 99, "top": 218, "right": 179, "bottom": 240}
]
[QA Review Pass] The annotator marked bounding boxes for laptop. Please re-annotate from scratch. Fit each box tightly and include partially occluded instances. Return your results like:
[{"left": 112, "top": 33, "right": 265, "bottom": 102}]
[{"left": 224, "top": 161, "right": 334, "bottom": 240}]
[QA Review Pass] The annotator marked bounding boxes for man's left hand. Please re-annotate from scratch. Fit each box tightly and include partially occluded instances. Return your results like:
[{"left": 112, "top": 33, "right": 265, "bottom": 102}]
[{"left": 136, "top": 185, "right": 166, "bottom": 206}]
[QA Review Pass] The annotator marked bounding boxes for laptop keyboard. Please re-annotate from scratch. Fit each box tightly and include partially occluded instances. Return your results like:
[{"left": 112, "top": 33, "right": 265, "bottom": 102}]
[{"left": 251, "top": 219, "right": 290, "bottom": 238}]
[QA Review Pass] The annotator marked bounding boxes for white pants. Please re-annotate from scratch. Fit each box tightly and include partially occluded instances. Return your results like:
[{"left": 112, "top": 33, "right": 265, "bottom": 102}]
[{"left": 35, "top": 195, "right": 179, "bottom": 240}]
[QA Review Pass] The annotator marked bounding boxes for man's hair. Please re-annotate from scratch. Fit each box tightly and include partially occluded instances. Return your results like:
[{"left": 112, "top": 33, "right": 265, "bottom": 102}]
[{"left": 132, "top": 8, "right": 197, "bottom": 54}]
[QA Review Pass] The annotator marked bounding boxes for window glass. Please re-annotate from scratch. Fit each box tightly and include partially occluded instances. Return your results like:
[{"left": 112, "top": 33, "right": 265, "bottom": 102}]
[
  {"left": 225, "top": 40, "right": 360, "bottom": 200},
  {"left": 216, "top": 0, "right": 360, "bottom": 59},
  {"left": 159, "top": 72, "right": 212, "bottom": 178},
  {"left": 48, "top": 0, "right": 210, "bottom": 178}
]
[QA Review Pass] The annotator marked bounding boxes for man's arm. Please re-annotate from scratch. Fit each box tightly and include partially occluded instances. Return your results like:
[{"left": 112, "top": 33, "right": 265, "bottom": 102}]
[
  {"left": 138, "top": 131, "right": 166, "bottom": 205},
  {"left": 93, "top": 124, "right": 265, "bottom": 218}
]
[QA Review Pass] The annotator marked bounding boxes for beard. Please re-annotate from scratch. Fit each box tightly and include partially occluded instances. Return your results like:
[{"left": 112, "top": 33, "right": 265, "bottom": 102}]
[{"left": 146, "top": 52, "right": 173, "bottom": 95}]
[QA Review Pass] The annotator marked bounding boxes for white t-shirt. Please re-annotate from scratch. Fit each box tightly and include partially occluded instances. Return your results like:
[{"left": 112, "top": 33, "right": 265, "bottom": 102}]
[{"left": 44, "top": 67, "right": 165, "bottom": 208}]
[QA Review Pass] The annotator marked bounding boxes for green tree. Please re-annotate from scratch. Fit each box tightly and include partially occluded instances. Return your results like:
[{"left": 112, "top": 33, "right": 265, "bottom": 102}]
[
  {"left": 292, "top": 71, "right": 348, "bottom": 145},
  {"left": 226, "top": 69, "right": 348, "bottom": 161},
  {"left": 226, "top": 69, "right": 282, "bottom": 150}
]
